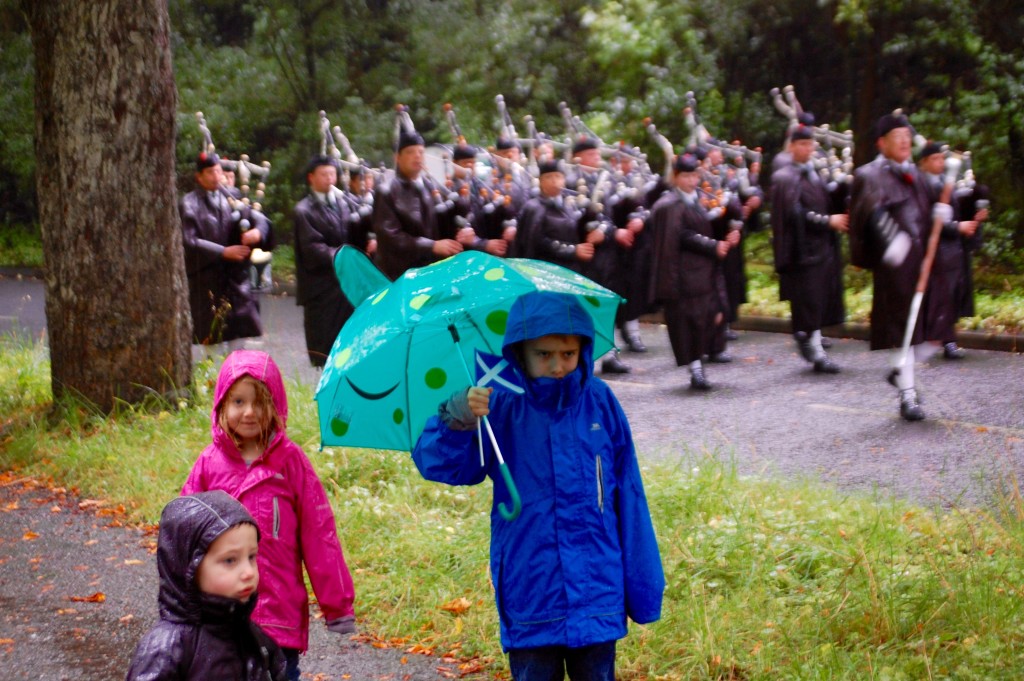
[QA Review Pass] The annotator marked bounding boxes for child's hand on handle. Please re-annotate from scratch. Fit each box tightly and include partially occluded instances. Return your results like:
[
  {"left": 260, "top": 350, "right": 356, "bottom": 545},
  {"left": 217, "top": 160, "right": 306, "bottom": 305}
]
[
  {"left": 327, "top": 615, "right": 357, "bottom": 636},
  {"left": 467, "top": 386, "right": 492, "bottom": 417}
]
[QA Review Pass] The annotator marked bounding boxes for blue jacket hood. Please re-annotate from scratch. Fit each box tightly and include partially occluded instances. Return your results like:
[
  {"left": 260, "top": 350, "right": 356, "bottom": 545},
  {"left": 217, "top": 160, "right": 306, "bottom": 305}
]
[{"left": 501, "top": 291, "right": 595, "bottom": 380}]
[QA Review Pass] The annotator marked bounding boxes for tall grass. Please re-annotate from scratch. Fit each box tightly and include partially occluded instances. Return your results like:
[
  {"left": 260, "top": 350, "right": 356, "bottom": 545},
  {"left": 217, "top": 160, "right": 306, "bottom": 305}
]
[{"left": 2, "top": 337, "right": 1023, "bottom": 678}]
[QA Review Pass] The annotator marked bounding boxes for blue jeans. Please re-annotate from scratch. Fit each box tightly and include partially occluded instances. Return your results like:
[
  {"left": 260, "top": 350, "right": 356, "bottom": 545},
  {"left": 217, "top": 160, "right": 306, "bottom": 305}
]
[
  {"left": 508, "top": 641, "right": 617, "bottom": 681},
  {"left": 282, "top": 647, "right": 301, "bottom": 681}
]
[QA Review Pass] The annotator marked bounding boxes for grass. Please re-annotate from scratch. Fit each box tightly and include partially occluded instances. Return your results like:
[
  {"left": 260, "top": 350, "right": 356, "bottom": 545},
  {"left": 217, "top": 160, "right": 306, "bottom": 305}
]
[{"left": 3, "top": 336, "right": 1024, "bottom": 679}]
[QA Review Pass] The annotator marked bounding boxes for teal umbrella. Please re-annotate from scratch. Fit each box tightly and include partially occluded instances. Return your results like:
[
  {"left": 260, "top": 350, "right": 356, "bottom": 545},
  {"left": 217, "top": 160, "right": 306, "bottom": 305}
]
[{"left": 315, "top": 249, "right": 622, "bottom": 456}]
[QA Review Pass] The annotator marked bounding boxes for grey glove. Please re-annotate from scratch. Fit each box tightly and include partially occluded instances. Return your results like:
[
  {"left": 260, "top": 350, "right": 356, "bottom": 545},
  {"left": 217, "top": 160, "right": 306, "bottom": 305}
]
[{"left": 326, "top": 615, "right": 357, "bottom": 635}]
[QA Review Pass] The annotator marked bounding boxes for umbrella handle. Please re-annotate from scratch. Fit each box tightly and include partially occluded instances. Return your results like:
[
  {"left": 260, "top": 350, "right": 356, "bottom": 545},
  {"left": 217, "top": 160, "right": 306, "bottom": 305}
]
[
  {"left": 481, "top": 414, "right": 522, "bottom": 521},
  {"left": 496, "top": 461, "right": 522, "bottom": 521}
]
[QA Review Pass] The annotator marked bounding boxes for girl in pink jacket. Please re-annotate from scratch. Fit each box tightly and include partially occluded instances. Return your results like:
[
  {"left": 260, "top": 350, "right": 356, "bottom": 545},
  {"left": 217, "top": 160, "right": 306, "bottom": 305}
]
[{"left": 183, "top": 350, "right": 355, "bottom": 681}]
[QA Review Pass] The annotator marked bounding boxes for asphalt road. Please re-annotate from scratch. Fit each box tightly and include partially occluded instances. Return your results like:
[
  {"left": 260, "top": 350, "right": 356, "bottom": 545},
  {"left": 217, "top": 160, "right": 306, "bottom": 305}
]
[{"left": 4, "top": 275, "right": 1022, "bottom": 507}]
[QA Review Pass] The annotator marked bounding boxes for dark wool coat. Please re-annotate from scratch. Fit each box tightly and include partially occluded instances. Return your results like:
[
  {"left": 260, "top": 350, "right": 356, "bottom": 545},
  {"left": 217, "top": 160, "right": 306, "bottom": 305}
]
[
  {"left": 181, "top": 188, "right": 273, "bottom": 344},
  {"left": 770, "top": 162, "right": 846, "bottom": 332},
  {"left": 125, "top": 491, "right": 287, "bottom": 681},
  {"left": 849, "top": 157, "right": 935, "bottom": 350},
  {"left": 648, "top": 189, "right": 721, "bottom": 364},
  {"left": 293, "top": 194, "right": 356, "bottom": 367},
  {"left": 516, "top": 195, "right": 587, "bottom": 274},
  {"left": 372, "top": 172, "right": 444, "bottom": 281}
]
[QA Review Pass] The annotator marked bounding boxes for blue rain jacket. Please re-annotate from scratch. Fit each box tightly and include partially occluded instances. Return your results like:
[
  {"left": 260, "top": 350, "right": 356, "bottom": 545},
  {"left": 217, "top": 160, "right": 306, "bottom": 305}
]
[{"left": 412, "top": 291, "right": 665, "bottom": 651}]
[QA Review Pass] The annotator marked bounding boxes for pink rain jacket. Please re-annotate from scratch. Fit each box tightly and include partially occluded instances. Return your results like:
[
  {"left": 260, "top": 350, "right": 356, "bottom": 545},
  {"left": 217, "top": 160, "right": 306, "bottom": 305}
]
[{"left": 182, "top": 350, "right": 355, "bottom": 651}]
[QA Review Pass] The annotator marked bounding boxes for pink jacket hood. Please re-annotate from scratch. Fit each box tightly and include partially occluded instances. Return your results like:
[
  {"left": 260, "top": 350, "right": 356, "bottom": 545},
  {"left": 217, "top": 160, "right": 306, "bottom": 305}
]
[{"left": 211, "top": 350, "right": 288, "bottom": 448}]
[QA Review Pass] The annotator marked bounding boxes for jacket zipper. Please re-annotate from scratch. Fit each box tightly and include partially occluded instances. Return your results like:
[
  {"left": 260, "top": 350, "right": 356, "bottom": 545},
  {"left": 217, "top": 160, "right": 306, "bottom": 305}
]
[
  {"left": 596, "top": 455, "right": 604, "bottom": 513},
  {"left": 272, "top": 497, "right": 280, "bottom": 539}
]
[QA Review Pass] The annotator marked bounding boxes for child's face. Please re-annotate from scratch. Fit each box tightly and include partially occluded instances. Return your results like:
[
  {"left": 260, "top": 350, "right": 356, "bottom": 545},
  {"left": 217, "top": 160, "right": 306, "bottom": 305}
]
[
  {"left": 522, "top": 334, "right": 582, "bottom": 379},
  {"left": 222, "top": 378, "right": 266, "bottom": 446},
  {"left": 196, "top": 523, "right": 259, "bottom": 602}
]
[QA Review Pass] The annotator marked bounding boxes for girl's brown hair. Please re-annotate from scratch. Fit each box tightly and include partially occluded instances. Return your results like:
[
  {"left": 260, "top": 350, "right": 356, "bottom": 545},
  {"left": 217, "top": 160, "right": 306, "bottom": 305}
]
[{"left": 217, "top": 376, "right": 285, "bottom": 453}]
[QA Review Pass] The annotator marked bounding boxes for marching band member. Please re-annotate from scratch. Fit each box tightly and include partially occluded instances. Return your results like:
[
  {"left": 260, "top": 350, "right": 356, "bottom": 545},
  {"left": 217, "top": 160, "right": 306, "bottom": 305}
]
[
  {"left": 341, "top": 166, "right": 377, "bottom": 257},
  {"left": 567, "top": 136, "right": 632, "bottom": 374},
  {"left": 917, "top": 142, "right": 987, "bottom": 360},
  {"left": 181, "top": 151, "right": 273, "bottom": 354},
  {"left": 649, "top": 153, "right": 739, "bottom": 391},
  {"left": 373, "top": 128, "right": 463, "bottom": 280},
  {"left": 849, "top": 112, "right": 940, "bottom": 421},
  {"left": 292, "top": 155, "right": 357, "bottom": 368},
  {"left": 770, "top": 118, "right": 847, "bottom": 374}
]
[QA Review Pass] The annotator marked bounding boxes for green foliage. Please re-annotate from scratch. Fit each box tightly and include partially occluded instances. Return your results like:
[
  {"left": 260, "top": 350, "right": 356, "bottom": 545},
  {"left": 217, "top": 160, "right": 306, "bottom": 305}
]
[
  {"left": 4, "top": 341, "right": 1024, "bottom": 678},
  {"left": 4, "top": 0, "right": 1024, "bottom": 267}
]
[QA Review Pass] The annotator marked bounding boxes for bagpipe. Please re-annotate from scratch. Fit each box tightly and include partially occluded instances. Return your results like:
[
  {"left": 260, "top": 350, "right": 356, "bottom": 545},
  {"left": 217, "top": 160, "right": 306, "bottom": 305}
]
[
  {"left": 196, "top": 112, "right": 272, "bottom": 267},
  {"left": 770, "top": 85, "right": 854, "bottom": 191},
  {"left": 317, "top": 110, "right": 377, "bottom": 223}
]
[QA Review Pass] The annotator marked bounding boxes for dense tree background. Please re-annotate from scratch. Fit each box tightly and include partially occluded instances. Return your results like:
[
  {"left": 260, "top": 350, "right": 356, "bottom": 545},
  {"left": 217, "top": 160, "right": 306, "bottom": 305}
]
[{"left": 2, "top": 0, "right": 1022, "bottom": 264}]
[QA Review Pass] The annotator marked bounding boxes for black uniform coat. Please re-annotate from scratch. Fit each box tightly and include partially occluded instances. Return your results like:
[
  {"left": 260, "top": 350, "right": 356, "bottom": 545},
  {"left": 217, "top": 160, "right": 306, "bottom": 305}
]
[
  {"left": 372, "top": 172, "right": 443, "bottom": 281},
  {"left": 770, "top": 162, "right": 846, "bottom": 332},
  {"left": 516, "top": 195, "right": 586, "bottom": 274},
  {"left": 648, "top": 189, "right": 720, "bottom": 365},
  {"left": 125, "top": 491, "right": 287, "bottom": 681},
  {"left": 293, "top": 193, "right": 357, "bottom": 367},
  {"left": 567, "top": 168, "right": 620, "bottom": 292},
  {"left": 849, "top": 157, "right": 934, "bottom": 350},
  {"left": 608, "top": 174, "right": 657, "bottom": 322},
  {"left": 918, "top": 173, "right": 963, "bottom": 342},
  {"left": 180, "top": 188, "right": 273, "bottom": 344}
]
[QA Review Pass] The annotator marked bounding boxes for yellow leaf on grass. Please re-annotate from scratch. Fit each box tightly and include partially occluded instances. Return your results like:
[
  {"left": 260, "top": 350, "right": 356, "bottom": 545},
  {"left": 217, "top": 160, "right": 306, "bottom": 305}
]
[{"left": 439, "top": 597, "right": 472, "bottom": 615}]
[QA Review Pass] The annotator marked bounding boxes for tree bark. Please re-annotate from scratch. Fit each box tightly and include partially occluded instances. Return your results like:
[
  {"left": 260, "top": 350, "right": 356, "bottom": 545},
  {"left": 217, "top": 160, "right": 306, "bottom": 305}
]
[{"left": 22, "top": 0, "right": 192, "bottom": 411}]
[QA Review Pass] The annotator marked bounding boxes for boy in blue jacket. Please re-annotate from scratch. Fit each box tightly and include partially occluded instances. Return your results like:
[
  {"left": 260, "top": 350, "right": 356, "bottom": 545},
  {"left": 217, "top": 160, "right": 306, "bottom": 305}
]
[{"left": 413, "top": 291, "right": 665, "bottom": 681}]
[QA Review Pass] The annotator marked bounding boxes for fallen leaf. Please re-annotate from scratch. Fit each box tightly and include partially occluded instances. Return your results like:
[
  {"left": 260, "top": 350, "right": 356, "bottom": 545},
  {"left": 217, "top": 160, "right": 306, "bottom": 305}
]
[
  {"left": 0, "top": 638, "right": 14, "bottom": 645},
  {"left": 119, "top": 614, "right": 135, "bottom": 624},
  {"left": 5, "top": 501, "right": 19, "bottom": 511},
  {"left": 68, "top": 592, "right": 106, "bottom": 603},
  {"left": 56, "top": 608, "right": 78, "bottom": 615},
  {"left": 22, "top": 531, "right": 39, "bottom": 541},
  {"left": 78, "top": 499, "right": 106, "bottom": 510},
  {"left": 123, "top": 559, "right": 144, "bottom": 566},
  {"left": 439, "top": 597, "right": 472, "bottom": 615},
  {"left": 84, "top": 539, "right": 98, "bottom": 546},
  {"left": 976, "top": 426, "right": 989, "bottom": 433}
]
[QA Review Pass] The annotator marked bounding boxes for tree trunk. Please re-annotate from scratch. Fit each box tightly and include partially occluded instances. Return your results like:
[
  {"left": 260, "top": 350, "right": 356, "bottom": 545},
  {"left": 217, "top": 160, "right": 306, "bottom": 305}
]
[{"left": 22, "top": 0, "right": 192, "bottom": 411}]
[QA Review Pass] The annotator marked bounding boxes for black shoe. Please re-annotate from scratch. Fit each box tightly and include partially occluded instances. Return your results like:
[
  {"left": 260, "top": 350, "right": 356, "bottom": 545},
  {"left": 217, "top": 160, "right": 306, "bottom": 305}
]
[
  {"left": 602, "top": 355, "right": 632, "bottom": 374},
  {"left": 725, "top": 328, "right": 739, "bottom": 341},
  {"left": 887, "top": 368, "right": 900, "bottom": 387},
  {"left": 813, "top": 357, "right": 841, "bottom": 374},
  {"left": 900, "top": 389, "right": 925, "bottom": 421},
  {"left": 624, "top": 334, "right": 647, "bottom": 353},
  {"left": 690, "top": 367, "right": 712, "bottom": 390},
  {"left": 944, "top": 342, "right": 966, "bottom": 360},
  {"left": 708, "top": 352, "right": 733, "bottom": 364},
  {"left": 794, "top": 332, "right": 815, "bottom": 362},
  {"left": 820, "top": 337, "right": 833, "bottom": 349}
]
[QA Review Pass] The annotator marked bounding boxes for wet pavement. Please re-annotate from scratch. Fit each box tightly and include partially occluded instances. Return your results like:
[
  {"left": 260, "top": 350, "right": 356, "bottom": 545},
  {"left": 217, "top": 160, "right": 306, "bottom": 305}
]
[
  {"left": 5, "top": 274, "right": 1020, "bottom": 508},
  {"left": 0, "top": 480, "right": 465, "bottom": 680}
]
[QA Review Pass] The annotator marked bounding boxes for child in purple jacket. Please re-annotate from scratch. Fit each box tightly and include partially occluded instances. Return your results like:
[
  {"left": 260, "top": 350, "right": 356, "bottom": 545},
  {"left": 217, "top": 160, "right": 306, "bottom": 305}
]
[{"left": 183, "top": 350, "right": 356, "bottom": 681}]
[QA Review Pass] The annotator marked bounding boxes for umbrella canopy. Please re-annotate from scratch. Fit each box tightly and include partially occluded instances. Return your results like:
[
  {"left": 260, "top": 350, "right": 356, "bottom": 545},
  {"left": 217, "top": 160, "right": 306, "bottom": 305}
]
[{"left": 315, "top": 250, "right": 622, "bottom": 452}]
